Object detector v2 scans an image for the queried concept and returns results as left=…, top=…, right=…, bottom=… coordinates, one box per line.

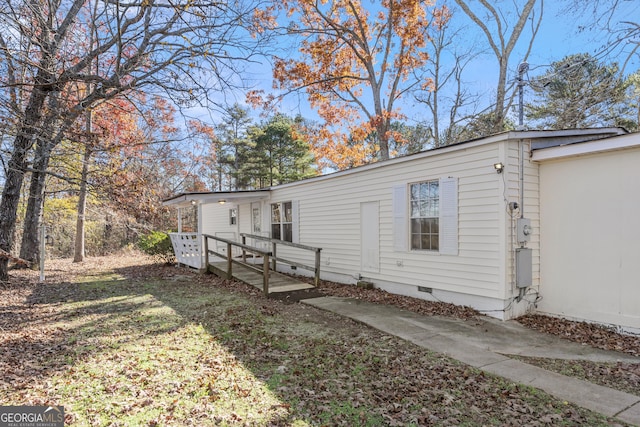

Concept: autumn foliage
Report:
left=253, top=0, right=449, bottom=169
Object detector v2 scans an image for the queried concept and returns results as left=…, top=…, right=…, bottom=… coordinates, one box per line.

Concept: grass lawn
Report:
left=0, top=256, right=630, bottom=426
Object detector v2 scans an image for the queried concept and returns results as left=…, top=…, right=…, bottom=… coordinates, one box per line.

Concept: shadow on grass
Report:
left=6, top=267, right=314, bottom=425
left=3, top=262, right=622, bottom=426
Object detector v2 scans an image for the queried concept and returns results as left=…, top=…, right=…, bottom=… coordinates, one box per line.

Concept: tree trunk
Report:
left=103, top=214, right=113, bottom=255
left=74, top=145, right=91, bottom=262
left=73, top=147, right=91, bottom=262
left=453, top=0, right=539, bottom=135
left=20, top=139, right=55, bottom=264
left=0, top=87, right=49, bottom=281
left=20, top=91, right=65, bottom=264
left=74, top=109, right=93, bottom=263
left=493, top=55, right=508, bottom=133
left=0, top=142, right=31, bottom=280
left=377, top=119, right=390, bottom=161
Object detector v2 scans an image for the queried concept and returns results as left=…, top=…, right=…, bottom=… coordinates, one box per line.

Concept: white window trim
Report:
left=229, top=207, right=238, bottom=226
left=270, top=200, right=299, bottom=243
left=393, top=177, right=458, bottom=255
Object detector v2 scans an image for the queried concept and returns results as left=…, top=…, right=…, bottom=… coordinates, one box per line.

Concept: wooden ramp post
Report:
left=263, top=253, right=270, bottom=295
left=226, top=242, right=233, bottom=279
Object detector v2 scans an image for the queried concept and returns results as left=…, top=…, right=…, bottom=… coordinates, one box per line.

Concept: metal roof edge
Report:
left=531, top=131, right=640, bottom=162
left=162, top=189, right=271, bottom=206
left=162, top=128, right=629, bottom=202
left=273, top=133, right=513, bottom=190
left=273, top=129, right=626, bottom=190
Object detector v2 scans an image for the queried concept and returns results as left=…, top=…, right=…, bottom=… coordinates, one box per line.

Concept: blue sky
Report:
left=530, top=1, right=638, bottom=69
left=186, top=0, right=639, bottom=131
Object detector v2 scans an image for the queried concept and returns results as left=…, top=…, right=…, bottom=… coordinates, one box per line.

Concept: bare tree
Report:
left=561, top=0, right=639, bottom=74
left=414, top=8, right=483, bottom=147
left=0, top=0, right=265, bottom=280
left=453, top=0, right=543, bottom=134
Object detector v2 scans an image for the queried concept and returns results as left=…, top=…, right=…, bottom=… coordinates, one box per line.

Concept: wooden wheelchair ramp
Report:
left=209, top=261, right=315, bottom=294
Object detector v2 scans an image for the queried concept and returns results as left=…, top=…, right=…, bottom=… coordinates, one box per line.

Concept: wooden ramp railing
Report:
left=203, top=234, right=271, bottom=294
left=240, top=233, right=322, bottom=287
left=202, top=233, right=321, bottom=295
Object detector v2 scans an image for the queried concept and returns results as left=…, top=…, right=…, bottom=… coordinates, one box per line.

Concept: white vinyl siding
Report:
left=200, top=203, right=227, bottom=237
left=239, top=204, right=253, bottom=236
left=200, top=203, right=249, bottom=239
left=501, top=141, right=540, bottom=300
left=392, top=185, right=408, bottom=251
left=271, top=139, right=505, bottom=299
left=291, top=200, right=300, bottom=243
left=361, top=201, right=380, bottom=272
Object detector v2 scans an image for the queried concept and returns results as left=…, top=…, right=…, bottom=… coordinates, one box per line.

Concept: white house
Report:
left=533, top=132, right=640, bottom=333
left=164, top=128, right=640, bottom=333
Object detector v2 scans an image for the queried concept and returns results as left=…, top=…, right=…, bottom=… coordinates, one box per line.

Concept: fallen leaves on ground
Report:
left=517, top=314, right=640, bottom=357
left=510, top=356, right=640, bottom=396
left=285, top=272, right=640, bottom=397
left=297, top=274, right=640, bottom=357
left=0, top=254, right=636, bottom=426
left=315, top=280, right=480, bottom=320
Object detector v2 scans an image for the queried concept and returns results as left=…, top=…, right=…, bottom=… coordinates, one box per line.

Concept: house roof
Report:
left=162, top=189, right=270, bottom=207
left=163, top=128, right=627, bottom=205
left=273, top=128, right=625, bottom=190
left=531, top=131, right=640, bottom=162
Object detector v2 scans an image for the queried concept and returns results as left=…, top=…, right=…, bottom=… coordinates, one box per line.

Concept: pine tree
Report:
left=526, top=53, right=629, bottom=129
left=239, top=115, right=317, bottom=188
left=216, top=104, right=254, bottom=191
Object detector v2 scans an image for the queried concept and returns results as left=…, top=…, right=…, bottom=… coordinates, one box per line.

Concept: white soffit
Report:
left=531, top=133, right=640, bottom=162
left=162, top=191, right=270, bottom=207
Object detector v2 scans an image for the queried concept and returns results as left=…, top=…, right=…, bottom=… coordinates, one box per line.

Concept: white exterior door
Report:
left=361, top=201, right=380, bottom=273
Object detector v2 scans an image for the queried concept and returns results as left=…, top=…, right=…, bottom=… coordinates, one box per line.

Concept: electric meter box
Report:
left=517, top=218, right=531, bottom=244
left=516, top=248, right=532, bottom=288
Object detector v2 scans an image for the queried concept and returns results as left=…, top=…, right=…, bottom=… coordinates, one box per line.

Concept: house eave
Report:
left=162, top=128, right=628, bottom=203
left=273, top=128, right=626, bottom=190
left=162, top=189, right=271, bottom=208
left=531, top=131, right=640, bottom=162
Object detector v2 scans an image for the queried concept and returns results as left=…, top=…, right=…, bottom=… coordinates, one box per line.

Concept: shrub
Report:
left=137, top=231, right=175, bottom=264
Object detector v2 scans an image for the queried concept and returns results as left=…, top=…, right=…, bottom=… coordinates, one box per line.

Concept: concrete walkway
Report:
left=301, top=296, right=640, bottom=425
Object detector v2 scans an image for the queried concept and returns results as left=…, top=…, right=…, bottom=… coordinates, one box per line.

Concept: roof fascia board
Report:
left=194, top=192, right=270, bottom=204
left=510, top=127, right=624, bottom=141
left=162, top=195, right=189, bottom=207
left=532, top=132, right=640, bottom=162
left=162, top=190, right=270, bottom=207
left=274, top=134, right=512, bottom=190
left=273, top=129, right=622, bottom=190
